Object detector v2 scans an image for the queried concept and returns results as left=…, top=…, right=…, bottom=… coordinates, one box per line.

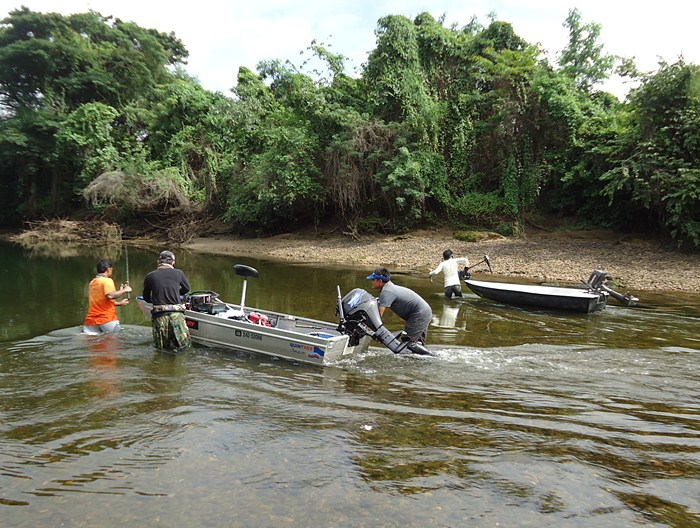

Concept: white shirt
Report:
left=430, top=257, right=469, bottom=287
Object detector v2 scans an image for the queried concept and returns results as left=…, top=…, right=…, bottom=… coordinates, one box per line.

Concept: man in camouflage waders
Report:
left=142, top=250, right=192, bottom=351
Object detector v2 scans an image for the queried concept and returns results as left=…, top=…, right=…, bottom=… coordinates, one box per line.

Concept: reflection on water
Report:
left=1, top=241, right=699, bottom=526
left=86, top=333, right=121, bottom=399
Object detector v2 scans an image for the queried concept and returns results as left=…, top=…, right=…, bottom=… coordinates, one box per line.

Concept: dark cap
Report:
left=159, top=250, right=175, bottom=262
left=366, top=267, right=390, bottom=281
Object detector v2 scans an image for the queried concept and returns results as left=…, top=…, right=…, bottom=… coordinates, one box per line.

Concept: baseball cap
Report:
left=159, top=250, right=175, bottom=262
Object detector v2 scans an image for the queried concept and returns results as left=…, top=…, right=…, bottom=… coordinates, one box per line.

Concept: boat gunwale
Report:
left=464, top=279, right=604, bottom=299
left=185, top=303, right=351, bottom=347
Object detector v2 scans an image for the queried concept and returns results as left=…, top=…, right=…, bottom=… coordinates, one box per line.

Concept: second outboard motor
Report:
left=584, top=269, right=639, bottom=307
left=337, top=288, right=432, bottom=356
left=585, top=269, right=608, bottom=291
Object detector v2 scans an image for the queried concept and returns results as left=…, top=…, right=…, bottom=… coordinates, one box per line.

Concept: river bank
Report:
left=182, top=227, right=700, bottom=293
left=4, top=221, right=699, bottom=292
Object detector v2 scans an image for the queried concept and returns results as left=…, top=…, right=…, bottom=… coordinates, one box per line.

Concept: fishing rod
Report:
left=125, top=245, right=131, bottom=299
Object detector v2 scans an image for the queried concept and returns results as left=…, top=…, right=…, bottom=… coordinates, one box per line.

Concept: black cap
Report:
left=159, top=250, right=175, bottom=262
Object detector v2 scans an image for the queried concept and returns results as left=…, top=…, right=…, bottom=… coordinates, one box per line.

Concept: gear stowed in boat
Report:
left=137, top=264, right=432, bottom=365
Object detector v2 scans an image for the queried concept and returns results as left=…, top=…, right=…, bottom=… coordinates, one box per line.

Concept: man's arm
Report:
left=179, top=272, right=190, bottom=295
left=429, top=261, right=444, bottom=276
left=106, top=284, right=132, bottom=300
left=143, top=275, right=152, bottom=303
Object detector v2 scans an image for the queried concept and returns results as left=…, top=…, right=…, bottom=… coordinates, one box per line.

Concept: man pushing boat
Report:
left=366, top=267, right=432, bottom=345
left=429, top=248, right=470, bottom=299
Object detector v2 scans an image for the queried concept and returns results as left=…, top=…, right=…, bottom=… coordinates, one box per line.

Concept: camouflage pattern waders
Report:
left=152, top=312, right=191, bottom=351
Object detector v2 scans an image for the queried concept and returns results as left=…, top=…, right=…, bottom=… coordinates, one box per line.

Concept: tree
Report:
left=0, top=107, right=61, bottom=220
left=222, top=61, right=328, bottom=231
left=558, top=8, right=615, bottom=92
left=601, top=60, right=700, bottom=246
left=0, top=7, right=189, bottom=221
left=55, top=102, right=120, bottom=193
left=364, top=14, right=440, bottom=145
left=0, top=8, right=188, bottom=112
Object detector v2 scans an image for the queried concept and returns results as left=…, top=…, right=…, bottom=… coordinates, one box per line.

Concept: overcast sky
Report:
left=2, top=1, right=698, bottom=99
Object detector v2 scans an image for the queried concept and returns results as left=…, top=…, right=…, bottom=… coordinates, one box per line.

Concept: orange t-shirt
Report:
left=84, top=276, right=117, bottom=326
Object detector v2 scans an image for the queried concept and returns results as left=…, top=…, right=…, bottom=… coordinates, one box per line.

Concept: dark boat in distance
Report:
left=465, top=277, right=609, bottom=313
left=462, top=258, right=638, bottom=313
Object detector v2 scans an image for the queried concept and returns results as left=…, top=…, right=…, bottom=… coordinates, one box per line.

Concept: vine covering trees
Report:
left=0, top=7, right=698, bottom=247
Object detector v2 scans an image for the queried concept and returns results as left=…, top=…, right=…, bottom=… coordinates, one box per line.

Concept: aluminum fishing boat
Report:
left=137, top=264, right=431, bottom=365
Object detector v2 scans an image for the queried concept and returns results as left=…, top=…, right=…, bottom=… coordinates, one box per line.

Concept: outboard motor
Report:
left=585, top=269, right=608, bottom=291
left=584, top=269, right=639, bottom=307
left=337, top=288, right=432, bottom=356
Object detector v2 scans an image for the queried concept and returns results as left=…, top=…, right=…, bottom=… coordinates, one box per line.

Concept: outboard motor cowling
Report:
left=337, top=288, right=432, bottom=356
left=583, top=269, right=639, bottom=307
left=585, top=269, right=608, bottom=291
left=340, top=288, right=384, bottom=330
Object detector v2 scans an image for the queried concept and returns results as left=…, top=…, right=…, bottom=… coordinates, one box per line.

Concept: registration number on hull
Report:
left=235, top=329, right=262, bottom=340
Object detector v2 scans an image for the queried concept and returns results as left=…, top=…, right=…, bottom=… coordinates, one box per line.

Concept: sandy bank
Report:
left=182, top=228, right=700, bottom=293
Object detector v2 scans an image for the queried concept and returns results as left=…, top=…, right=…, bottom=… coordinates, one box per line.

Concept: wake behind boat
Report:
left=137, top=264, right=432, bottom=365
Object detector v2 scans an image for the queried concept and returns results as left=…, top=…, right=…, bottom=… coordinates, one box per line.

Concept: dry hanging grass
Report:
left=83, top=170, right=193, bottom=212
left=325, top=119, right=396, bottom=238
left=12, top=219, right=123, bottom=247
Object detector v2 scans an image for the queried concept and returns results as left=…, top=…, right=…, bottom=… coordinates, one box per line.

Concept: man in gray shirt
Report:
left=367, top=267, right=432, bottom=344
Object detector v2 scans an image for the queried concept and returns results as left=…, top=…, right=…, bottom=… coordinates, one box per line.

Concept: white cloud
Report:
left=1, top=0, right=698, bottom=98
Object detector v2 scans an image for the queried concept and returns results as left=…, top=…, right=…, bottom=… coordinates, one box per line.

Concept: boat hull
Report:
left=137, top=298, right=369, bottom=365
left=465, top=279, right=608, bottom=313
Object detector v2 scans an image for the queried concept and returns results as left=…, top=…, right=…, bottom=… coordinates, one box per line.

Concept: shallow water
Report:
left=1, top=242, right=699, bottom=527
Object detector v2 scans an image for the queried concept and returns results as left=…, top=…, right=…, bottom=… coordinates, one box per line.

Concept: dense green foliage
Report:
left=1, top=7, right=698, bottom=246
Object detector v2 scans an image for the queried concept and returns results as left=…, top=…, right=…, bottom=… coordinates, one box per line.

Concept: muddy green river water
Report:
left=1, top=241, right=698, bottom=527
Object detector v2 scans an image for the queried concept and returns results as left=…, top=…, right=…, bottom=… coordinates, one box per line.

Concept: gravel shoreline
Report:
left=183, top=228, right=700, bottom=293
left=4, top=222, right=697, bottom=292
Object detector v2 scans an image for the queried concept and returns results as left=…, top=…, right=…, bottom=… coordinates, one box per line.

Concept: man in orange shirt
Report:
left=83, top=259, right=132, bottom=334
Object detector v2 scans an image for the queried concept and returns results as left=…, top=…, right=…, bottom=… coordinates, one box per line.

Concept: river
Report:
left=1, top=241, right=699, bottom=527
